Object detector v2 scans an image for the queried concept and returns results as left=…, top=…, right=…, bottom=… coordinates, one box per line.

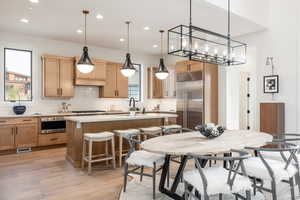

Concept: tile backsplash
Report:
left=0, top=86, right=176, bottom=115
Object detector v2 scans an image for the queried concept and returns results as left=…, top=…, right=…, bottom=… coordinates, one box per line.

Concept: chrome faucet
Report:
left=129, top=97, right=136, bottom=108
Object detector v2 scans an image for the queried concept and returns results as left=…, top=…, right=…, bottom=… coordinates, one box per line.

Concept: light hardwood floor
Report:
left=0, top=147, right=123, bottom=200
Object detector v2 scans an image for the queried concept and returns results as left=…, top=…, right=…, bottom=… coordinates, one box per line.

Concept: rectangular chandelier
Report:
left=168, top=25, right=247, bottom=66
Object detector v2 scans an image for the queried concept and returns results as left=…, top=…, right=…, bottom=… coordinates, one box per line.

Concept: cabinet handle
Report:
left=15, top=127, right=18, bottom=135
left=23, top=119, right=31, bottom=122
left=0, top=120, right=7, bottom=123
left=60, top=88, right=63, bottom=96
left=117, top=90, right=119, bottom=96
left=57, top=88, right=60, bottom=95
left=50, top=138, right=58, bottom=141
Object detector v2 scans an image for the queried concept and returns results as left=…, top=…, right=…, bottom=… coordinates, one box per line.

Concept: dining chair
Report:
left=244, top=142, right=300, bottom=200
left=122, top=132, right=166, bottom=200
left=183, top=149, right=252, bottom=200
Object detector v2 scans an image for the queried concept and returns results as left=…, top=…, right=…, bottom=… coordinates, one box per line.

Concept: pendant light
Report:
left=77, top=10, right=94, bottom=74
left=155, top=30, right=169, bottom=80
left=121, top=21, right=136, bottom=77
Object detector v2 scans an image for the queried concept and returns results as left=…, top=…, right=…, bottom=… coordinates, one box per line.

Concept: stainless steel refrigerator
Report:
left=176, top=71, right=204, bottom=129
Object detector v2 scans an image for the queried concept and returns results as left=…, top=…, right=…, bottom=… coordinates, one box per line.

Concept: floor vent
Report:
left=17, top=148, right=32, bottom=153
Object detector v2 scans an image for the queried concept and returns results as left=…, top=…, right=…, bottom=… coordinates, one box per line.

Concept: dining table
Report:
left=141, top=130, right=273, bottom=200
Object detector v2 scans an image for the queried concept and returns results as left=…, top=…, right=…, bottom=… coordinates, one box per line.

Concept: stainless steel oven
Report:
left=41, top=117, right=66, bottom=134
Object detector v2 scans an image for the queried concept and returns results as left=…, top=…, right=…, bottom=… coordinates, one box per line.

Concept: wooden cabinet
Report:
left=148, top=67, right=163, bottom=99
left=38, top=133, right=67, bottom=146
left=75, top=57, right=106, bottom=86
left=175, top=61, right=203, bottom=74
left=260, top=103, right=285, bottom=134
left=0, top=118, right=38, bottom=151
left=100, top=62, right=128, bottom=98
left=162, top=66, right=176, bottom=98
left=0, top=125, right=15, bottom=150
left=42, top=55, right=74, bottom=98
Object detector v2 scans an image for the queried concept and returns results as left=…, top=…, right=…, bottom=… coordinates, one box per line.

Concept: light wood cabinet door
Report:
left=0, top=125, right=15, bottom=150
left=175, top=61, right=188, bottom=74
left=189, top=62, right=203, bottom=72
left=60, top=58, right=74, bottom=97
left=93, top=59, right=106, bottom=81
left=101, top=62, right=117, bottom=98
left=43, top=57, right=60, bottom=97
left=148, top=67, right=163, bottom=98
left=15, top=124, right=38, bottom=148
left=116, top=64, right=128, bottom=98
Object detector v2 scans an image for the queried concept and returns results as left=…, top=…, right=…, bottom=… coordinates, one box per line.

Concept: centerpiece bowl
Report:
left=195, top=123, right=226, bottom=139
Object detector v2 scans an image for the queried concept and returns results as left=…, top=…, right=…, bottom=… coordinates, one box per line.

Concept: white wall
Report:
left=236, top=0, right=299, bottom=133
left=205, top=0, right=270, bottom=27
left=0, top=31, right=176, bottom=115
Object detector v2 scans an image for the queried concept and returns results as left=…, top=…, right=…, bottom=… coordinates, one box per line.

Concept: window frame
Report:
left=128, top=63, right=142, bottom=102
left=4, top=48, right=33, bottom=102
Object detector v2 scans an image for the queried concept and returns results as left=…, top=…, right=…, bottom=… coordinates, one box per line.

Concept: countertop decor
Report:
left=195, top=123, right=225, bottom=138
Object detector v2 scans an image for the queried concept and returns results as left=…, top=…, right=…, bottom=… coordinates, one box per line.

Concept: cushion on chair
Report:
left=114, top=129, right=140, bottom=136
left=244, top=157, right=297, bottom=182
left=183, top=167, right=251, bottom=195
left=140, top=127, right=162, bottom=132
left=126, top=150, right=165, bottom=167
left=162, top=124, right=182, bottom=129
left=84, top=132, right=114, bottom=140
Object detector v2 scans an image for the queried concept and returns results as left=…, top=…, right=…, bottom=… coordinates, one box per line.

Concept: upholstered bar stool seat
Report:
left=82, top=132, right=116, bottom=175
left=114, top=129, right=141, bottom=167
left=162, top=124, right=183, bottom=135
left=140, top=127, right=162, bottom=140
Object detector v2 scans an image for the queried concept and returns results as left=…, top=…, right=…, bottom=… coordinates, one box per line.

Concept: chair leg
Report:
left=140, top=166, right=144, bottom=182
left=81, top=139, right=86, bottom=169
left=111, top=137, right=116, bottom=169
left=219, top=194, right=222, bottom=200
left=153, top=162, right=156, bottom=199
left=167, top=165, right=170, bottom=187
left=246, top=190, right=251, bottom=200
left=105, top=140, right=109, bottom=166
left=253, top=178, right=257, bottom=195
left=88, top=140, right=93, bottom=175
left=289, top=177, right=296, bottom=200
left=296, top=172, right=300, bottom=194
left=271, top=180, right=277, bottom=200
left=123, top=163, right=129, bottom=192
left=184, top=181, right=189, bottom=200
left=119, top=135, right=123, bottom=167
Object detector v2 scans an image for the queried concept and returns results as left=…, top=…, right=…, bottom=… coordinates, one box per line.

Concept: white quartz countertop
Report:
left=65, top=113, right=178, bottom=123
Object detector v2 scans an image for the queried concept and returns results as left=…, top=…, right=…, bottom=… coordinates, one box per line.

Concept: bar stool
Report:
left=139, top=126, right=162, bottom=140
left=162, top=124, right=183, bottom=135
left=114, top=129, right=141, bottom=167
left=82, top=132, right=116, bottom=175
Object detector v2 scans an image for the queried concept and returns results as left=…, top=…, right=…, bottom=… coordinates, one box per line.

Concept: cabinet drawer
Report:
left=38, top=133, right=67, bottom=146
left=0, top=117, right=38, bottom=125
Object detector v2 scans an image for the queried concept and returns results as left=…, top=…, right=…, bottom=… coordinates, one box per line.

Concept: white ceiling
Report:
left=0, top=0, right=265, bottom=55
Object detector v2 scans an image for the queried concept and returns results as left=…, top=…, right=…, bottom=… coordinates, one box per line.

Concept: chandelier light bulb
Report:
left=214, top=48, right=218, bottom=55
left=182, top=39, right=187, bottom=48
left=170, top=45, right=174, bottom=51
left=204, top=45, right=209, bottom=53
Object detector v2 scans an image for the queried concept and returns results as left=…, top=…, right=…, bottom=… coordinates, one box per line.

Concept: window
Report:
left=128, top=64, right=142, bottom=101
left=4, top=48, right=32, bottom=101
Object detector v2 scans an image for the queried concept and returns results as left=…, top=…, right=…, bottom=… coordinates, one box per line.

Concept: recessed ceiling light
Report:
left=28, top=7, right=33, bottom=10
left=20, top=18, right=29, bottom=23
left=144, top=26, right=150, bottom=31
left=76, top=29, right=83, bottom=34
left=96, top=14, right=103, bottom=20
left=152, top=44, right=158, bottom=48
left=29, top=0, right=39, bottom=3
left=120, top=38, right=125, bottom=42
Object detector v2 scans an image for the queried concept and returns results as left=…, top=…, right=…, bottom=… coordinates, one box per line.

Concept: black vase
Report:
left=13, top=105, right=26, bottom=115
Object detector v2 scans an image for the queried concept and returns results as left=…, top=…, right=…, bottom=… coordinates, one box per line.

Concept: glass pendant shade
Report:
left=121, top=53, right=136, bottom=77
left=77, top=46, right=94, bottom=73
left=155, top=58, right=169, bottom=80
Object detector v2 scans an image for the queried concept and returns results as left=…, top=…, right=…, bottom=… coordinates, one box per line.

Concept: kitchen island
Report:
left=65, top=113, right=177, bottom=168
